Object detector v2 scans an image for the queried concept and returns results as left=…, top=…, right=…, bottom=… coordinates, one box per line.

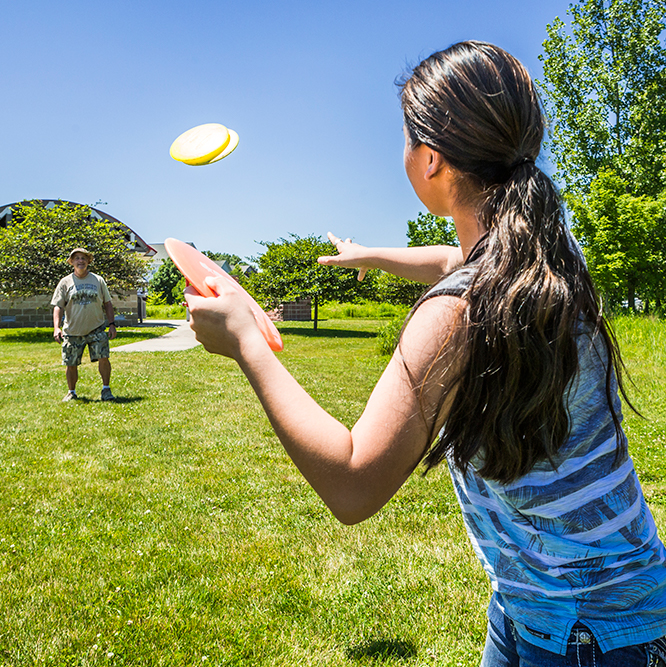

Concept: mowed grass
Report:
left=0, top=316, right=664, bottom=666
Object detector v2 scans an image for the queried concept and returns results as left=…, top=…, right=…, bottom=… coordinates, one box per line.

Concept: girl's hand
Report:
left=184, top=276, right=266, bottom=359
left=317, top=231, right=370, bottom=281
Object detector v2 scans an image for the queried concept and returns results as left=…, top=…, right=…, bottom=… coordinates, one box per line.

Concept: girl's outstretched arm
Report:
left=185, top=275, right=460, bottom=525
left=317, top=231, right=463, bottom=284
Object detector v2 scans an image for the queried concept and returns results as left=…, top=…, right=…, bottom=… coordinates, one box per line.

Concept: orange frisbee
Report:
left=165, top=237, right=283, bottom=352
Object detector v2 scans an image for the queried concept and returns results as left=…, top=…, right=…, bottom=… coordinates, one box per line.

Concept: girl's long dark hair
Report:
left=400, top=41, right=632, bottom=484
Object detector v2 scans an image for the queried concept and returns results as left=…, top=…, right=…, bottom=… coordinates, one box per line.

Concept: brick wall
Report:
left=0, top=292, right=141, bottom=328
left=266, top=298, right=311, bottom=322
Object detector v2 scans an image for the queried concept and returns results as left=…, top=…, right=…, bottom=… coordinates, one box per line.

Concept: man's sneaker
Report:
left=101, top=387, right=115, bottom=402
left=62, top=391, right=77, bottom=402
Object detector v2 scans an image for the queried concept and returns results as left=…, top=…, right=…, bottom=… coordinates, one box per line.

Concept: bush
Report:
left=376, top=317, right=405, bottom=357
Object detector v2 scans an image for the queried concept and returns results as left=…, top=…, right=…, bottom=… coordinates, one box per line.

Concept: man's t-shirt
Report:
left=51, top=272, right=112, bottom=336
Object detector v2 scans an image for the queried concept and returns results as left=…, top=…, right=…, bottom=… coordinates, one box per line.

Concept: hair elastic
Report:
left=512, top=156, right=536, bottom=169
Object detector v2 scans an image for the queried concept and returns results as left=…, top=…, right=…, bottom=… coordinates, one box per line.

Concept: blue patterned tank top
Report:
left=425, top=265, right=666, bottom=655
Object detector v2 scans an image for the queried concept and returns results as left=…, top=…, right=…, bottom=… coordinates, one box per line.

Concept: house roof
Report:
left=0, top=199, right=156, bottom=256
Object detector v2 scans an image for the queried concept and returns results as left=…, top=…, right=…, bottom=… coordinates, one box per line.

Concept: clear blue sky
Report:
left=1, top=0, right=572, bottom=260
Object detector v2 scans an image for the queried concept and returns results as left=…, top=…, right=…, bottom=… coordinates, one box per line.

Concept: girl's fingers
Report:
left=358, top=268, right=367, bottom=282
left=183, top=285, right=202, bottom=306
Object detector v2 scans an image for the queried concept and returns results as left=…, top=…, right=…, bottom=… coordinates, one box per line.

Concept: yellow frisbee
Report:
left=170, top=123, right=237, bottom=166
left=205, top=129, right=239, bottom=163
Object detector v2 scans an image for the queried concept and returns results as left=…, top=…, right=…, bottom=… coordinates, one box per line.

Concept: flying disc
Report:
left=164, top=237, right=283, bottom=352
left=205, top=129, right=239, bottom=163
left=170, top=123, right=239, bottom=165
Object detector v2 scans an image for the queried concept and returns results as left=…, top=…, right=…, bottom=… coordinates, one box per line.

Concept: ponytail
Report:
left=400, top=42, right=633, bottom=483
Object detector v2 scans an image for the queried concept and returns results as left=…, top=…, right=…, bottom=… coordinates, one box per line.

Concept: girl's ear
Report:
left=424, top=149, right=447, bottom=180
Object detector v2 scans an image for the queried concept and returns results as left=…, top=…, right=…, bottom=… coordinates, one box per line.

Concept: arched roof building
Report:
left=0, top=199, right=155, bottom=256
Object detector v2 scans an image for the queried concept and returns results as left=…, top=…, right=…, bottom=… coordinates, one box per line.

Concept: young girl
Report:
left=185, top=41, right=666, bottom=666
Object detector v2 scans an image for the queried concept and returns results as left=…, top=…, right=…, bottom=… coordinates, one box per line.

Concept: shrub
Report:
left=376, top=317, right=404, bottom=357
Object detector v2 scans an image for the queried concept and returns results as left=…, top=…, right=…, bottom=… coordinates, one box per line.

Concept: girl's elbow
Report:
left=326, top=496, right=382, bottom=526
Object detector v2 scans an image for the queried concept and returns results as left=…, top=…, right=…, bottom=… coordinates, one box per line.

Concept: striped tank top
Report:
left=425, top=264, right=666, bottom=655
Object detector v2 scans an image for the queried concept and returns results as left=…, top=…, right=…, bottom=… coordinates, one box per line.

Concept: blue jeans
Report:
left=480, top=595, right=666, bottom=667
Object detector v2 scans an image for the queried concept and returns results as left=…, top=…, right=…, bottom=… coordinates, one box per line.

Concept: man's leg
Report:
left=87, top=326, right=114, bottom=400
left=61, top=334, right=84, bottom=401
left=98, top=357, right=114, bottom=401
left=98, top=357, right=111, bottom=386
left=66, top=364, right=78, bottom=391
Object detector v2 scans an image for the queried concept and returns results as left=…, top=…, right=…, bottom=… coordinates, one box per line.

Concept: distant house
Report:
left=0, top=200, right=155, bottom=328
left=236, top=264, right=257, bottom=278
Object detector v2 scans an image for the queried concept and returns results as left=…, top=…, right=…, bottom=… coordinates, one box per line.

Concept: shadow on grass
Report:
left=1, top=329, right=170, bottom=344
left=278, top=327, right=377, bottom=339
left=345, top=637, right=417, bottom=662
left=62, top=396, right=144, bottom=404
left=109, top=396, right=144, bottom=404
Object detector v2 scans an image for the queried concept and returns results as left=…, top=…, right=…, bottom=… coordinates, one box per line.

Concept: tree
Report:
left=246, top=234, right=373, bottom=330
left=148, top=258, right=182, bottom=305
left=539, top=0, right=666, bottom=198
left=202, top=250, right=243, bottom=267
left=569, top=169, right=666, bottom=310
left=539, top=0, right=666, bottom=311
left=407, top=212, right=459, bottom=247
left=373, top=272, right=426, bottom=306
left=0, top=200, right=148, bottom=298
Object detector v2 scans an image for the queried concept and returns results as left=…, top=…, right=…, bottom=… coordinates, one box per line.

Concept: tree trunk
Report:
left=314, top=295, right=318, bottom=331
left=628, top=284, right=636, bottom=312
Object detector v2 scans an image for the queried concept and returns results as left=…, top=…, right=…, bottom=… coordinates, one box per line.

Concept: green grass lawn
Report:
left=0, top=316, right=664, bottom=666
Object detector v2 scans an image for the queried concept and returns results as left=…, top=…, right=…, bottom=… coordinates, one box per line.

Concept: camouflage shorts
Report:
left=61, top=325, right=110, bottom=366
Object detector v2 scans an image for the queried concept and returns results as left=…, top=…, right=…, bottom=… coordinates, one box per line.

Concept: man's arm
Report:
left=53, top=306, right=63, bottom=342
left=104, top=300, right=117, bottom=340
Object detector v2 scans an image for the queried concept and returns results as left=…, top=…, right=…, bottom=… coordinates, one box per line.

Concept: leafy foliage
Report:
left=202, top=250, right=243, bottom=267
left=373, top=272, right=426, bottom=306
left=407, top=212, right=459, bottom=247
left=0, top=200, right=148, bottom=297
left=570, top=169, right=666, bottom=310
left=539, top=0, right=666, bottom=311
left=376, top=318, right=404, bottom=357
left=148, top=258, right=183, bottom=305
left=247, top=234, right=373, bottom=329
left=539, top=0, right=666, bottom=198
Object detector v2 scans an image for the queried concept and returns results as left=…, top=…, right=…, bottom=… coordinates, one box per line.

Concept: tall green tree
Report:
left=148, top=258, right=182, bottom=305
left=247, top=234, right=373, bottom=330
left=539, top=0, right=666, bottom=198
left=407, top=212, right=459, bottom=247
left=569, top=169, right=666, bottom=310
left=539, top=0, right=666, bottom=311
left=0, top=200, right=148, bottom=298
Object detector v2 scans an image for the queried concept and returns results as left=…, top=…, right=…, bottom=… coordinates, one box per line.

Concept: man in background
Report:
left=52, top=248, right=117, bottom=402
